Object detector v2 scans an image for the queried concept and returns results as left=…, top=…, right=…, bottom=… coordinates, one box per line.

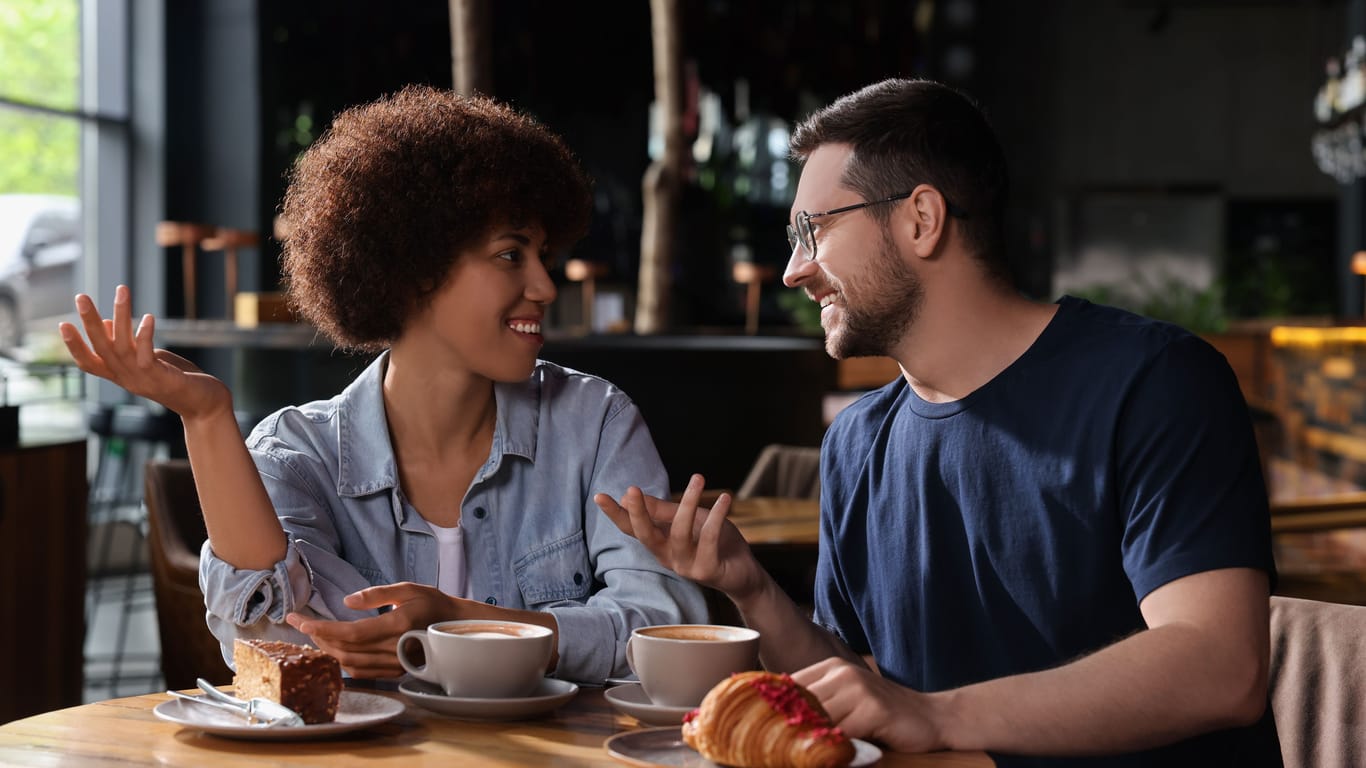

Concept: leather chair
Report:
left=1269, top=595, right=1366, bottom=768
left=143, top=459, right=232, bottom=689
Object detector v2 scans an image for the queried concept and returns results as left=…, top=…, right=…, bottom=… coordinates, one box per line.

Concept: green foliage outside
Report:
left=1069, top=273, right=1229, bottom=335
left=0, top=0, right=80, bottom=196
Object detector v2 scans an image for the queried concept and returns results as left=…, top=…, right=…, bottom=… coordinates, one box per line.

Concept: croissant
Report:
left=682, top=671, right=856, bottom=768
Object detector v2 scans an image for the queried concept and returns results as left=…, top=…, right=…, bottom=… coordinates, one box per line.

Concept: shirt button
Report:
left=473, top=507, right=487, bottom=519
left=485, top=596, right=497, bottom=605
left=573, top=572, right=584, bottom=585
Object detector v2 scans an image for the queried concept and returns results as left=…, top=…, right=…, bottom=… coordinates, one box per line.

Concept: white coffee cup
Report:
left=625, top=624, right=760, bottom=707
left=397, top=619, right=553, bottom=699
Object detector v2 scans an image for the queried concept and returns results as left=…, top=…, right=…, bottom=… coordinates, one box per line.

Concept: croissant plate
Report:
left=682, top=671, right=856, bottom=768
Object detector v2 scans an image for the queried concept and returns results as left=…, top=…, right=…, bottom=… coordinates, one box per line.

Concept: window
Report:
left=0, top=0, right=130, bottom=428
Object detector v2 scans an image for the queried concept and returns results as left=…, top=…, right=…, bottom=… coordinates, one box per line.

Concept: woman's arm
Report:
left=61, top=285, right=285, bottom=568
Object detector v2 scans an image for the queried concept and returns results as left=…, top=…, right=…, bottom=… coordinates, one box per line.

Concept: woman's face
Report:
left=402, top=223, right=558, bottom=382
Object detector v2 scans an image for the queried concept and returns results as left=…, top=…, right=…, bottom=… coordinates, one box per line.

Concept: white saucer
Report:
left=153, top=690, right=405, bottom=741
left=605, top=726, right=883, bottom=767
left=399, top=677, right=578, bottom=720
left=603, top=683, right=696, bottom=727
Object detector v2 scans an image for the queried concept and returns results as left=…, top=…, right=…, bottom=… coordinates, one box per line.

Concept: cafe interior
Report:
left=4, top=0, right=1366, bottom=765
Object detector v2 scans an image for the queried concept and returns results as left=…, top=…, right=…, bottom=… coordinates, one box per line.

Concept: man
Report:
left=595, top=78, right=1280, bottom=766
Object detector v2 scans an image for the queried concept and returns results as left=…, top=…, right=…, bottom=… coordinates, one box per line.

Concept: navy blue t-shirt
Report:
left=814, top=297, right=1280, bottom=767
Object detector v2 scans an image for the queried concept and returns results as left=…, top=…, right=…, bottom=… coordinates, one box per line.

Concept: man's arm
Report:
left=594, top=474, right=861, bottom=671
left=796, top=567, right=1270, bottom=755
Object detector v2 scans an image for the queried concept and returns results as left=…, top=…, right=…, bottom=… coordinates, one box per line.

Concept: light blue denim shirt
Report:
left=199, top=353, right=707, bottom=683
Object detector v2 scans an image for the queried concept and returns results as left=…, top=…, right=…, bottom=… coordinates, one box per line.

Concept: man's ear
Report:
left=905, top=184, right=948, bottom=259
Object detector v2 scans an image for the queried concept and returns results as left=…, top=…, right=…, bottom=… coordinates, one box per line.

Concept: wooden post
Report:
left=637, top=0, right=683, bottom=335
left=449, top=0, right=492, bottom=96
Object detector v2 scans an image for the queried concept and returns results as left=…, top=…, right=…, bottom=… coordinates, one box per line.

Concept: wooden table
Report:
left=729, top=496, right=821, bottom=546
left=0, top=686, right=993, bottom=767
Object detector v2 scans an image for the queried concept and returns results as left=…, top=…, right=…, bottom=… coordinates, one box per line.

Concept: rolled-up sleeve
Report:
left=198, top=445, right=376, bottom=667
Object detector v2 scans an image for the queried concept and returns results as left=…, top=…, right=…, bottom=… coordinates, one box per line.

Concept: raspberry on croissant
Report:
left=681, top=671, right=856, bottom=768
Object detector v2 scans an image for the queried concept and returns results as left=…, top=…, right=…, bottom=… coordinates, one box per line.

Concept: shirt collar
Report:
left=335, top=352, right=543, bottom=497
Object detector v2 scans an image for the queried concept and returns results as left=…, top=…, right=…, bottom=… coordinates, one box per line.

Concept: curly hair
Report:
left=279, top=85, right=592, bottom=352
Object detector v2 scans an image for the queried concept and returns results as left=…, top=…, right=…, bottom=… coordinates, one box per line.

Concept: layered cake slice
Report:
left=232, top=638, right=342, bottom=724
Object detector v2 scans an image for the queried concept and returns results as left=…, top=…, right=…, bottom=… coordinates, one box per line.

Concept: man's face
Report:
left=785, top=145, right=923, bottom=359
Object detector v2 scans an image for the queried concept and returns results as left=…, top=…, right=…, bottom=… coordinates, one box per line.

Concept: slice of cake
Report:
left=232, top=638, right=342, bottom=724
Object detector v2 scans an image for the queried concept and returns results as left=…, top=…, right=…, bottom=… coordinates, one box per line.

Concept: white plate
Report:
left=604, top=683, right=695, bottom=726
left=605, top=726, right=882, bottom=767
left=153, top=690, right=405, bottom=741
left=399, top=677, right=578, bottom=720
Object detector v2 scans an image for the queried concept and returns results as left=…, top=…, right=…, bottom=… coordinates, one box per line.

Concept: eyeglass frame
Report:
left=786, top=189, right=968, bottom=263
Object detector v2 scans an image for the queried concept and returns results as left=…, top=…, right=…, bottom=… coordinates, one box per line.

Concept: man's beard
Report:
left=825, top=232, right=922, bottom=360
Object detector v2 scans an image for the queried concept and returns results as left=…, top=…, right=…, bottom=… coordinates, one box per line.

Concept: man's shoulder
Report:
left=1050, top=296, right=1226, bottom=375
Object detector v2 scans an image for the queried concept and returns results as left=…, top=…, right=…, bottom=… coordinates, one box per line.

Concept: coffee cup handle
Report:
left=397, top=629, right=436, bottom=683
left=625, top=635, right=638, bottom=677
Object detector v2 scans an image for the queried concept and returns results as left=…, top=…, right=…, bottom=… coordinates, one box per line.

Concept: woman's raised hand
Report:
left=59, top=285, right=232, bottom=421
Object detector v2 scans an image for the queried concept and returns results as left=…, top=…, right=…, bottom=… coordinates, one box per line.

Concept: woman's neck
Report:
left=382, top=347, right=497, bottom=459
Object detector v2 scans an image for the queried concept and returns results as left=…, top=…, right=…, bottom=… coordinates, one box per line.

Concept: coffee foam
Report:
left=639, top=626, right=744, bottom=642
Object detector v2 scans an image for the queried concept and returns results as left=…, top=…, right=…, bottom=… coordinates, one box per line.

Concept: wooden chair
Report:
left=736, top=443, right=821, bottom=501
left=1269, top=595, right=1366, bottom=768
left=143, top=459, right=232, bottom=689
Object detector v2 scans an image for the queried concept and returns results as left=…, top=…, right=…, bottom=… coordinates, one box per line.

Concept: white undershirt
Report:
left=428, top=520, right=470, bottom=599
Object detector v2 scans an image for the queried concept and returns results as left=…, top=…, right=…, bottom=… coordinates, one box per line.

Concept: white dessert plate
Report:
left=399, top=677, right=578, bottom=720
left=605, top=726, right=882, bottom=767
left=153, top=690, right=405, bottom=741
left=604, top=683, right=695, bottom=726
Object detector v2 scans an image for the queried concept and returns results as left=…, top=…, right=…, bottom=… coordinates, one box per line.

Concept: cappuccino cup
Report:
left=397, top=620, right=553, bottom=698
left=625, top=624, right=760, bottom=707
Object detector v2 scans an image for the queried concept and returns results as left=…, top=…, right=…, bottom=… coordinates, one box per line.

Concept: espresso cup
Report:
left=625, top=624, right=760, bottom=707
left=397, top=619, right=553, bottom=698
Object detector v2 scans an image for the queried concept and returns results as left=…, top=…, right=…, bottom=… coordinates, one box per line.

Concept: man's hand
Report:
left=793, top=657, right=945, bottom=754
left=594, top=474, right=767, bottom=601
left=286, top=582, right=461, bottom=679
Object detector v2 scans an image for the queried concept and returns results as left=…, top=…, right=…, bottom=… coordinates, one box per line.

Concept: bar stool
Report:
left=154, top=222, right=215, bottom=319
left=84, top=403, right=184, bottom=696
left=201, top=227, right=261, bottom=321
left=732, top=261, right=776, bottom=335
left=564, top=258, right=609, bottom=333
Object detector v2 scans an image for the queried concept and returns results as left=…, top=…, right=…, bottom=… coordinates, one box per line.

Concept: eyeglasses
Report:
left=786, top=190, right=968, bottom=262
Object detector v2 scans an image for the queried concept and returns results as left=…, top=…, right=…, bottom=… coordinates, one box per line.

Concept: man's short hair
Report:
left=790, top=78, right=1010, bottom=282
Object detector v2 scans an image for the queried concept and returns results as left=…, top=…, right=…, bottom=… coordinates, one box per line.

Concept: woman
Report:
left=60, top=85, right=706, bottom=685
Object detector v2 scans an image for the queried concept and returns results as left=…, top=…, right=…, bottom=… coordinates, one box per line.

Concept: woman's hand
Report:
left=58, top=285, right=231, bottom=421
left=286, top=583, right=460, bottom=679
left=285, top=583, right=561, bottom=679
left=594, top=474, right=768, bottom=603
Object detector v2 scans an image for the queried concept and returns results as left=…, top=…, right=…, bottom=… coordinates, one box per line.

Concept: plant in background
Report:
left=777, top=287, right=822, bottom=334
left=1070, top=273, right=1229, bottom=335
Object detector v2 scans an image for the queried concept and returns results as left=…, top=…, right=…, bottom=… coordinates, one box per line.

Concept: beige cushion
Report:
left=1269, top=596, right=1366, bottom=768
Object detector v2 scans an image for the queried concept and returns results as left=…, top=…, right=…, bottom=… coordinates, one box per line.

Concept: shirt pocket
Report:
left=513, top=530, right=593, bottom=605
